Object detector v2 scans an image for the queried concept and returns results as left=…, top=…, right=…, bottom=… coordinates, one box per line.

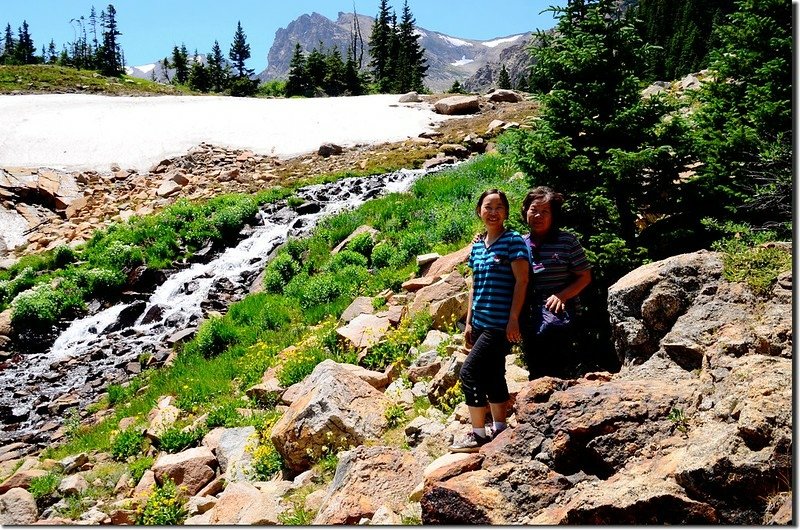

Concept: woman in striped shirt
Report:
left=522, top=186, right=592, bottom=380
left=449, top=189, right=529, bottom=453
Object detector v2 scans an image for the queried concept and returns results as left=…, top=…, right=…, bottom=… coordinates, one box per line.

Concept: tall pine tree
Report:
left=14, top=21, right=36, bottom=65
left=229, top=21, right=253, bottom=78
left=368, top=0, right=392, bottom=89
left=285, top=43, right=309, bottom=97
left=1, top=24, right=15, bottom=64
left=207, top=40, right=229, bottom=92
left=497, top=64, right=511, bottom=89
left=171, top=44, right=189, bottom=84
left=394, top=1, right=427, bottom=92
left=98, top=4, right=123, bottom=76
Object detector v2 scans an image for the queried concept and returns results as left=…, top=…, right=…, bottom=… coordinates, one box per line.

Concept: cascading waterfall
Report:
left=0, top=167, right=437, bottom=444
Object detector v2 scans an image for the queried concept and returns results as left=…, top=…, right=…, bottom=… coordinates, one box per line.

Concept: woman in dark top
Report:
left=521, top=186, right=592, bottom=380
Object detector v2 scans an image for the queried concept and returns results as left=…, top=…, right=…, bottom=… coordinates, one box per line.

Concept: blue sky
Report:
left=2, top=1, right=566, bottom=70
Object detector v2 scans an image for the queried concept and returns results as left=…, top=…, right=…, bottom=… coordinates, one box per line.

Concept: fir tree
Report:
left=14, top=20, right=36, bottom=65
left=188, top=50, right=211, bottom=92
left=324, top=46, right=346, bottom=96
left=285, top=42, right=309, bottom=97
left=448, top=80, right=465, bottom=94
left=228, top=21, right=253, bottom=78
left=305, top=43, right=327, bottom=92
left=394, top=1, right=427, bottom=92
left=368, top=0, right=392, bottom=89
left=207, top=40, right=229, bottom=92
left=46, top=39, right=57, bottom=64
left=497, top=64, right=511, bottom=89
left=171, top=44, right=189, bottom=84
left=344, top=45, right=365, bottom=95
left=690, top=0, right=791, bottom=228
left=1, top=23, right=16, bottom=64
left=98, top=4, right=123, bottom=76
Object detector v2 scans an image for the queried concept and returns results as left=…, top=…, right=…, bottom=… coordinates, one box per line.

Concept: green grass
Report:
left=0, top=64, right=192, bottom=95
left=3, top=189, right=290, bottom=328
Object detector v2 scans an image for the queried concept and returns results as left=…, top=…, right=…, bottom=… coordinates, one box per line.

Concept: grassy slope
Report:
left=0, top=64, right=193, bottom=95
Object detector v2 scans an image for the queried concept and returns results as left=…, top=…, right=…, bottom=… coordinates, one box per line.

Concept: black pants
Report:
left=459, top=328, right=510, bottom=407
left=522, top=302, right=579, bottom=381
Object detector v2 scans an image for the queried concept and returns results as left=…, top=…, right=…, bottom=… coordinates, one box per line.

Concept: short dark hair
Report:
left=521, top=186, right=564, bottom=229
left=475, top=188, right=510, bottom=217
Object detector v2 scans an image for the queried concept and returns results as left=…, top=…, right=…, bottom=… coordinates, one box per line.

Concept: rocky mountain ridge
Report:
left=259, top=11, right=533, bottom=92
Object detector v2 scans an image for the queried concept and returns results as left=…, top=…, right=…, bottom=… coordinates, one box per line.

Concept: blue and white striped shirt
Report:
left=468, top=230, right=528, bottom=330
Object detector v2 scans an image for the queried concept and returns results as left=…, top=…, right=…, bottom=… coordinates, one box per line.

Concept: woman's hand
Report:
left=506, top=316, right=521, bottom=343
left=545, top=294, right=567, bottom=314
left=464, top=323, right=474, bottom=348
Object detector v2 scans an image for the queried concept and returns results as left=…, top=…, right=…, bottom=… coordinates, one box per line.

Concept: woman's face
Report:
left=479, top=193, right=508, bottom=231
left=527, top=199, right=553, bottom=236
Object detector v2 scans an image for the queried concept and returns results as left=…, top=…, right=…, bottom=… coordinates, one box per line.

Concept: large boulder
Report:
left=336, top=313, right=391, bottom=350
left=216, top=427, right=257, bottom=482
left=271, top=360, right=391, bottom=472
left=313, top=445, right=429, bottom=524
left=409, top=270, right=469, bottom=328
left=204, top=482, right=284, bottom=525
left=152, top=447, right=217, bottom=496
left=434, top=95, right=480, bottom=115
left=0, top=488, right=38, bottom=525
left=420, top=249, right=793, bottom=524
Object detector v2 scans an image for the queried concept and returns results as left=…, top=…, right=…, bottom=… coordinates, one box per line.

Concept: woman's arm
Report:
left=544, top=268, right=591, bottom=313
left=506, top=258, right=529, bottom=343
left=465, top=282, right=474, bottom=348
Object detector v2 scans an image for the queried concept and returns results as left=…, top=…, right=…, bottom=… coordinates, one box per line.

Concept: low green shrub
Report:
left=250, top=440, right=284, bottom=480
left=128, top=456, right=154, bottom=484
left=184, top=316, right=238, bottom=358
left=136, top=478, right=187, bottom=525
left=111, top=427, right=145, bottom=461
left=263, top=252, right=301, bottom=294
left=10, top=279, right=84, bottom=327
left=384, top=403, right=407, bottom=428
left=326, top=250, right=368, bottom=272
left=277, top=346, right=331, bottom=387
left=278, top=502, right=314, bottom=526
left=52, top=245, right=77, bottom=268
left=206, top=401, right=246, bottom=429
left=28, top=471, right=62, bottom=500
left=157, top=426, right=206, bottom=453
left=370, top=241, right=395, bottom=268
left=347, top=231, right=375, bottom=259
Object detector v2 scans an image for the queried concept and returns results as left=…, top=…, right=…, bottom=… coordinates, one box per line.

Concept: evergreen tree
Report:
left=14, top=20, right=36, bottom=64
left=368, top=0, right=392, bottom=89
left=497, top=64, right=511, bottom=89
left=305, top=43, right=327, bottom=93
left=228, top=21, right=253, bottom=78
left=506, top=0, right=691, bottom=295
left=188, top=50, right=211, bottom=92
left=98, top=4, right=123, bottom=76
left=690, top=0, right=791, bottom=229
left=171, top=44, right=189, bottom=84
left=394, top=1, right=427, bottom=92
left=634, top=0, right=734, bottom=81
left=46, top=39, right=57, bottom=64
left=382, top=10, right=399, bottom=92
left=285, top=43, right=309, bottom=97
left=1, top=23, right=16, bottom=64
left=89, top=6, right=99, bottom=65
left=448, top=80, right=465, bottom=94
left=343, top=45, right=365, bottom=95
left=207, top=40, right=229, bottom=92
left=324, top=46, right=346, bottom=96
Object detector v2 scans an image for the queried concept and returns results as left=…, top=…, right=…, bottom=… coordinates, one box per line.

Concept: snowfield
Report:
left=0, top=93, right=450, bottom=173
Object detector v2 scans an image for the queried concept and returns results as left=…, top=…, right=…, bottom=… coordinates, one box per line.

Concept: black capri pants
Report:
left=459, top=327, right=510, bottom=407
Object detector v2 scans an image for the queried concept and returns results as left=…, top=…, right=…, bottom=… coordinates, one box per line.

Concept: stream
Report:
left=0, top=167, right=438, bottom=445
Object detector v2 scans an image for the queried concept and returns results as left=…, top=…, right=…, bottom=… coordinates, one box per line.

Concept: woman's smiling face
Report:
left=527, top=199, right=553, bottom=236
left=479, top=193, right=508, bottom=230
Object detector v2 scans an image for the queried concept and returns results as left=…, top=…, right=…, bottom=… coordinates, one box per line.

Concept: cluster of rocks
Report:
left=0, top=145, right=285, bottom=261
left=0, top=226, right=791, bottom=524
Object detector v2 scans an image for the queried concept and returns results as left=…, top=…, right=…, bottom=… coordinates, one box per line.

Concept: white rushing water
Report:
left=0, top=167, right=432, bottom=443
